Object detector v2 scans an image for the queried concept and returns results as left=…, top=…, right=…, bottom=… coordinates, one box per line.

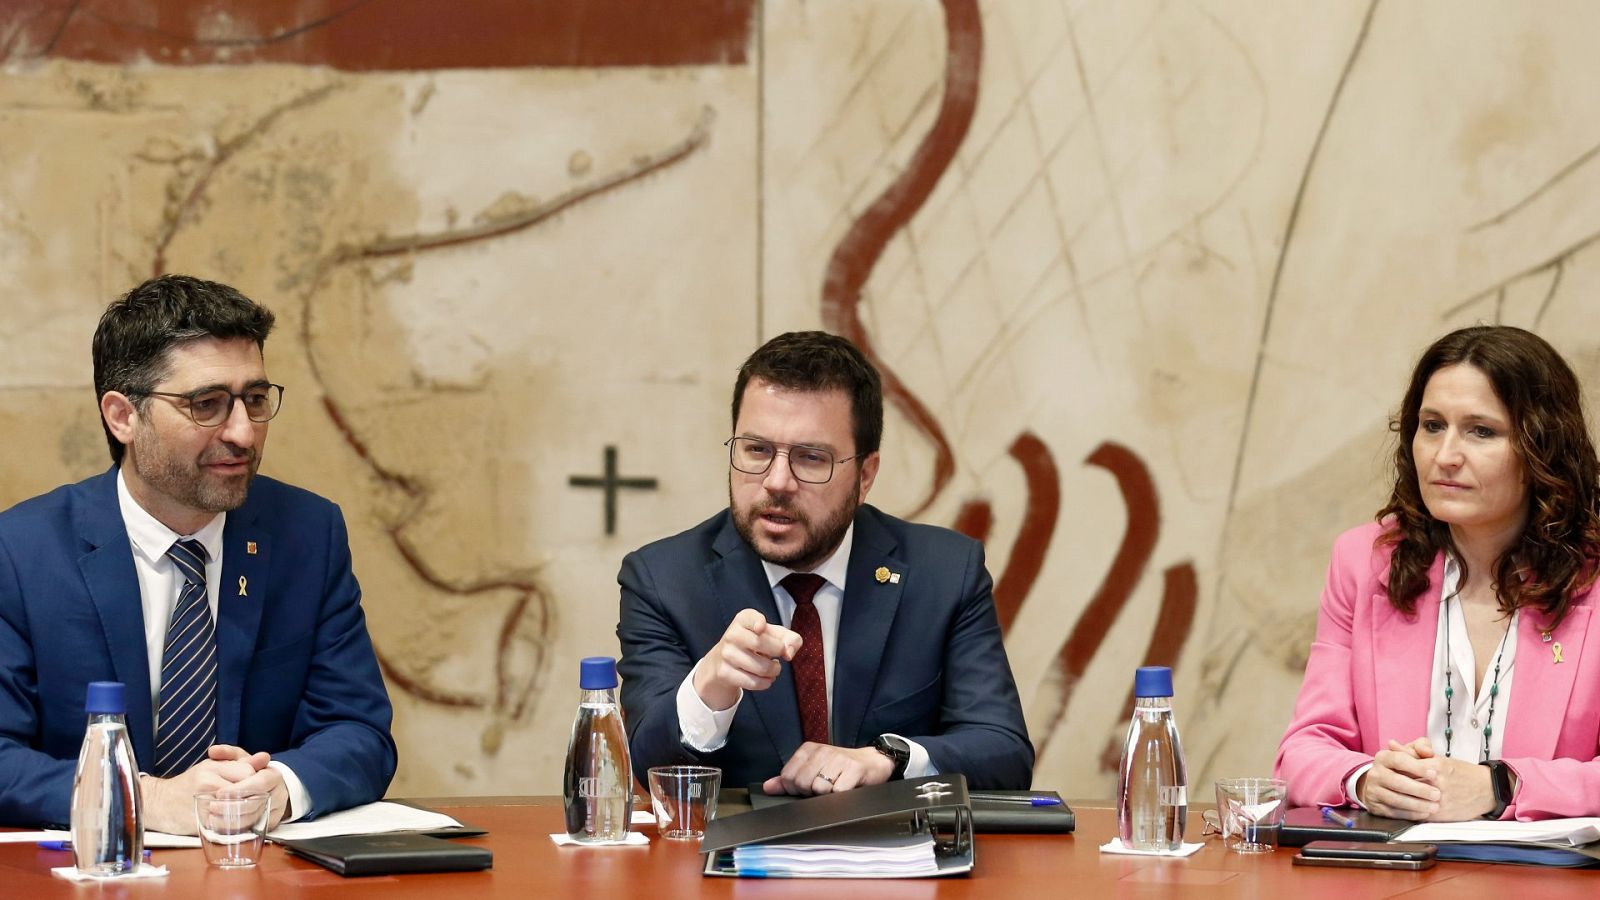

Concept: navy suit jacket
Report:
left=617, top=504, right=1032, bottom=790
left=0, top=467, right=396, bottom=827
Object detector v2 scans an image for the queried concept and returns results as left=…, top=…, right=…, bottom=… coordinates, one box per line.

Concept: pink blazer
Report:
left=1275, top=521, right=1600, bottom=819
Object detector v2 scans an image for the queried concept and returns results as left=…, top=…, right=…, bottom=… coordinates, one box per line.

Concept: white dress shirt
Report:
left=1345, top=553, right=1516, bottom=803
left=116, top=470, right=309, bottom=821
left=675, top=523, right=935, bottom=777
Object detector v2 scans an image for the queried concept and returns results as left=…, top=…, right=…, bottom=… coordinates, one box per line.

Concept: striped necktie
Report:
left=155, top=539, right=218, bottom=777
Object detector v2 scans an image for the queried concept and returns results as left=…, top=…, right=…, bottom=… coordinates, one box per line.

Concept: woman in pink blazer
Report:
left=1276, top=325, right=1600, bottom=821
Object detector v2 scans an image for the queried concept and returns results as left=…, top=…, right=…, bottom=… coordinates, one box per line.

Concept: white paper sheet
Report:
left=0, top=829, right=199, bottom=848
left=549, top=831, right=650, bottom=847
left=51, top=863, right=168, bottom=881
left=266, top=801, right=463, bottom=842
left=1098, top=838, right=1205, bottom=857
left=1398, top=817, right=1600, bottom=846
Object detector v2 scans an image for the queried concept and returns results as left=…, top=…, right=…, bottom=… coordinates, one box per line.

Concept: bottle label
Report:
left=1157, top=785, right=1186, bottom=807
left=578, top=777, right=627, bottom=799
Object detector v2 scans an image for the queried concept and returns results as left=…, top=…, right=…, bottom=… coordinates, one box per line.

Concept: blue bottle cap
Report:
left=579, top=657, right=619, bottom=690
left=1133, top=666, right=1173, bottom=698
left=85, top=681, right=125, bottom=715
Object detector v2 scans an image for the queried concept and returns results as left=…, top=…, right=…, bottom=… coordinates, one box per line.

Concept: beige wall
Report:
left=4, top=0, right=1600, bottom=799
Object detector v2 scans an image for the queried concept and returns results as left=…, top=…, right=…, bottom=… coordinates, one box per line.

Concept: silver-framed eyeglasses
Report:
left=135, top=383, right=285, bottom=427
left=725, top=437, right=859, bottom=485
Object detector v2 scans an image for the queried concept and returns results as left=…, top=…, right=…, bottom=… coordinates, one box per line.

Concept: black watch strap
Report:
left=873, top=734, right=911, bottom=780
left=1481, top=760, right=1513, bottom=819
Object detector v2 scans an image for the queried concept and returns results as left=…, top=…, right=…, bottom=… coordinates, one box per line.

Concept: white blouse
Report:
left=1346, top=554, right=1516, bottom=803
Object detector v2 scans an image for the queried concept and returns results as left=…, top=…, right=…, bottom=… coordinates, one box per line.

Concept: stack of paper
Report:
left=1399, top=817, right=1600, bottom=846
left=267, top=802, right=464, bottom=842
left=731, top=821, right=938, bottom=878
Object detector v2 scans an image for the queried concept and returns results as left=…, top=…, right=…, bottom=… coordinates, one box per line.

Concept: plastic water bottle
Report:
left=70, top=681, right=143, bottom=875
left=563, top=657, right=632, bottom=842
left=1116, top=666, right=1187, bottom=851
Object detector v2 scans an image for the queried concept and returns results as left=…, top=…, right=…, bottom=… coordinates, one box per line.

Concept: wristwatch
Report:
left=873, top=734, right=911, bottom=780
left=1481, top=760, right=1514, bottom=819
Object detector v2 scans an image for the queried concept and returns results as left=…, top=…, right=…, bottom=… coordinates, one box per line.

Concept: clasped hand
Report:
left=140, top=744, right=290, bottom=834
left=1356, top=737, right=1494, bottom=821
left=694, top=609, right=893, bottom=796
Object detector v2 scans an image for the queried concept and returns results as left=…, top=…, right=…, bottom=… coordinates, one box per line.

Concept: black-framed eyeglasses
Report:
left=725, top=437, right=859, bottom=485
left=134, top=384, right=284, bottom=427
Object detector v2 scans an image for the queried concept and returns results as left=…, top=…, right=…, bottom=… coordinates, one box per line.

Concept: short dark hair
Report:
left=93, top=275, right=277, bottom=463
left=732, top=331, right=883, bottom=456
left=1379, top=325, right=1600, bottom=630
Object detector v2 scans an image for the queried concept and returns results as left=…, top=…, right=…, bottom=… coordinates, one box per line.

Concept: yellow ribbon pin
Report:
left=238, top=576, right=248, bottom=597
left=1553, top=642, right=1564, bottom=665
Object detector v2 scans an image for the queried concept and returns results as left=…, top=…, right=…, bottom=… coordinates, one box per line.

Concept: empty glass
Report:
left=193, top=792, right=271, bottom=867
left=647, top=766, right=721, bottom=841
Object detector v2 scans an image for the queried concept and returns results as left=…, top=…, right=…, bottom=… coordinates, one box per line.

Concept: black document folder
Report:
left=281, top=832, right=493, bottom=877
left=1279, top=807, right=1412, bottom=846
left=703, top=775, right=974, bottom=878
left=750, top=785, right=1074, bottom=834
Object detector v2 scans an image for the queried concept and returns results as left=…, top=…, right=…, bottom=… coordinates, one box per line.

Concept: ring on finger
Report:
left=816, top=773, right=836, bottom=785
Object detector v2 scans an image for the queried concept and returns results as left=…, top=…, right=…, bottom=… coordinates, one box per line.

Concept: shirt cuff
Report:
left=890, top=734, right=938, bottom=778
left=1344, top=763, right=1372, bottom=809
left=676, top=662, right=740, bottom=752
left=268, top=760, right=312, bottom=823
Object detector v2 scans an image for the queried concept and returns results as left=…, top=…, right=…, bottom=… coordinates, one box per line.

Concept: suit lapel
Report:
left=215, top=499, right=268, bottom=747
left=832, top=507, right=904, bottom=748
left=1372, top=553, right=1443, bottom=747
left=706, top=517, right=801, bottom=763
left=1504, top=596, right=1591, bottom=760
left=75, top=472, right=156, bottom=766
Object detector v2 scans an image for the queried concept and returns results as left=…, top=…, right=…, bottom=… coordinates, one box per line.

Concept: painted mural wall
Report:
left=3, top=0, right=1599, bottom=798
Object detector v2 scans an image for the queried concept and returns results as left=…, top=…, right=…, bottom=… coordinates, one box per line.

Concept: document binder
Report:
left=702, top=774, right=974, bottom=878
left=751, top=784, right=1073, bottom=833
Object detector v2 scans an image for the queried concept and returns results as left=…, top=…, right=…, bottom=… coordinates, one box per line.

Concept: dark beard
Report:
left=732, top=485, right=859, bottom=573
left=136, top=444, right=257, bottom=515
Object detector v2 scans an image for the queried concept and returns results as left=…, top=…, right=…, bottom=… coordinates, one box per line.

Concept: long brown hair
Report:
left=1378, top=326, right=1600, bottom=629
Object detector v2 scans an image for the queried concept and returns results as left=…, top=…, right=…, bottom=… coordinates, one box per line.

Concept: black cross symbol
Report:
left=568, top=445, right=659, bottom=535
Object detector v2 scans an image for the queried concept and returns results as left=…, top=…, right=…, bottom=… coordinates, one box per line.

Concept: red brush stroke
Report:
left=992, top=433, right=1060, bottom=633
left=820, top=0, right=982, bottom=519
left=1097, top=562, right=1199, bottom=772
left=951, top=499, right=993, bottom=545
left=4, top=0, right=755, bottom=69
left=1033, top=442, right=1160, bottom=748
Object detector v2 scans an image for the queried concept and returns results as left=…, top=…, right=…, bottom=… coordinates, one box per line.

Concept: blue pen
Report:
left=1320, top=806, right=1356, bottom=828
left=972, top=793, right=1064, bottom=807
left=37, top=842, right=152, bottom=860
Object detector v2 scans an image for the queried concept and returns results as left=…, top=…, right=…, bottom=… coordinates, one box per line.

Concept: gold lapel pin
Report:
left=246, top=541, right=258, bottom=556
left=1553, top=642, right=1565, bottom=665
left=238, top=576, right=249, bottom=598
left=874, top=566, right=890, bottom=584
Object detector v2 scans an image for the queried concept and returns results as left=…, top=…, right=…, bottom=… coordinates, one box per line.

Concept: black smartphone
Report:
left=1292, top=840, right=1437, bottom=871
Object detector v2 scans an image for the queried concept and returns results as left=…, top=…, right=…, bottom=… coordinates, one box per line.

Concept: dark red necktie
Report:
left=781, top=573, right=829, bottom=745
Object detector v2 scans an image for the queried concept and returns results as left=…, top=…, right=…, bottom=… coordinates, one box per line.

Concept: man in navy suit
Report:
left=618, top=332, right=1031, bottom=795
left=0, top=275, right=395, bottom=831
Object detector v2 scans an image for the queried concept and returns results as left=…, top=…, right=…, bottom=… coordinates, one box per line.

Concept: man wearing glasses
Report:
left=0, top=275, right=395, bottom=831
left=618, top=332, right=1032, bottom=795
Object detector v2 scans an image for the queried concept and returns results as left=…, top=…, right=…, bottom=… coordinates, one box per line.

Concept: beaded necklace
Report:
left=1441, top=596, right=1515, bottom=762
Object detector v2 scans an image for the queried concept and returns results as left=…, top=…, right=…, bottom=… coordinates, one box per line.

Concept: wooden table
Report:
left=5, top=799, right=1598, bottom=897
